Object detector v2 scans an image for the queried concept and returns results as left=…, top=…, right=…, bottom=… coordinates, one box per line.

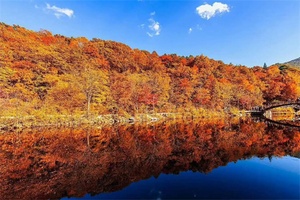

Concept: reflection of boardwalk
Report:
left=261, top=116, right=300, bottom=129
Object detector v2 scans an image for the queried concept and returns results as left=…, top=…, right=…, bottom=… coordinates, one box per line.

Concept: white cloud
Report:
left=146, top=12, right=161, bottom=37
left=196, top=24, right=202, bottom=31
left=46, top=3, right=74, bottom=18
left=188, top=25, right=202, bottom=34
left=196, top=2, right=229, bottom=20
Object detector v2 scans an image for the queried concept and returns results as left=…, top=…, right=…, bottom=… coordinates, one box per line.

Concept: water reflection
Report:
left=264, top=107, right=300, bottom=127
left=0, top=118, right=299, bottom=199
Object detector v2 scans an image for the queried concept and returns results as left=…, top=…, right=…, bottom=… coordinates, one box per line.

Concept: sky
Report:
left=0, top=0, right=299, bottom=67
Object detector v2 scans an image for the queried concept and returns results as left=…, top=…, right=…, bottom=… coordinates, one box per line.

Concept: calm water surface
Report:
left=1, top=118, right=299, bottom=199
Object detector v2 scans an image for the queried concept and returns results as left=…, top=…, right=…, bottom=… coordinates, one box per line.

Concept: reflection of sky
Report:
left=63, top=156, right=300, bottom=199
left=249, top=156, right=300, bottom=175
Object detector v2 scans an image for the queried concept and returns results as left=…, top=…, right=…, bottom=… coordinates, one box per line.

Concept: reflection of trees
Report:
left=0, top=119, right=299, bottom=199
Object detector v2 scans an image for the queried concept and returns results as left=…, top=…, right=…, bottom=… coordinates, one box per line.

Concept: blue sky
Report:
left=0, top=0, right=299, bottom=67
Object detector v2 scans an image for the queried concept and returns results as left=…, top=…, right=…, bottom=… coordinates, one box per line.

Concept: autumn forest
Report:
left=1, top=23, right=300, bottom=125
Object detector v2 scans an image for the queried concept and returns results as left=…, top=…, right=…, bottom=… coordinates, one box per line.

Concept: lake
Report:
left=1, top=117, right=299, bottom=199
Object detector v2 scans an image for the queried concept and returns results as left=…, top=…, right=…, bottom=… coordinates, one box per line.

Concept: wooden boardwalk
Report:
left=249, top=100, right=300, bottom=128
left=249, top=101, right=300, bottom=115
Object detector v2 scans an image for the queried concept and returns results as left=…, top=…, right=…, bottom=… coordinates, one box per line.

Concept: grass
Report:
left=0, top=108, right=227, bottom=131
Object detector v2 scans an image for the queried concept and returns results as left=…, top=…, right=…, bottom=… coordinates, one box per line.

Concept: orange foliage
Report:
left=0, top=22, right=299, bottom=116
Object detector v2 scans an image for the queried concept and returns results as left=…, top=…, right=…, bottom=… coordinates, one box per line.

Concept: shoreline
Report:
left=0, top=111, right=229, bottom=131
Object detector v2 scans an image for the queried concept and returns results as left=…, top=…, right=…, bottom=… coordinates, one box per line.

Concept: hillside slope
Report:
left=285, top=57, right=300, bottom=67
left=0, top=22, right=300, bottom=118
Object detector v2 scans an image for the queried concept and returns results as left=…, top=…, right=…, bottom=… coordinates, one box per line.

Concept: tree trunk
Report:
left=87, top=94, right=92, bottom=118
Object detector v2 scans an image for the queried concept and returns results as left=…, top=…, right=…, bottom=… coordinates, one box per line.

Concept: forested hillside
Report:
left=0, top=23, right=300, bottom=118
left=284, top=57, right=300, bottom=68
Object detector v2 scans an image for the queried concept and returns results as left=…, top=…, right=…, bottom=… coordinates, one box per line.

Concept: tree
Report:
left=110, top=72, right=133, bottom=114
left=73, top=67, right=108, bottom=117
left=46, top=77, right=85, bottom=114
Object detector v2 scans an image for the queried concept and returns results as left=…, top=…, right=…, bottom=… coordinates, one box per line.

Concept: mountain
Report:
left=284, top=57, right=300, bottom=67
left=0, top=22, right=300, bottom=119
